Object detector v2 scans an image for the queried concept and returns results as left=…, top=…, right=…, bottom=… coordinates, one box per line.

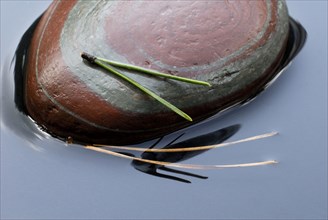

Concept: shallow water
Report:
left=1, top=1, right=327, bottom=219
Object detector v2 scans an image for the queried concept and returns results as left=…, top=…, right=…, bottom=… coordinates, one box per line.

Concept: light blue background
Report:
left=1, top=1, right=327, bottom=219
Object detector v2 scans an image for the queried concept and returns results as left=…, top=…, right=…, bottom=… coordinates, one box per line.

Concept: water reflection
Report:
left=1, top=15, right=48, bottom=148
left=14, top=15, right=42, bottom=114
left=239, top=17, right=307, bottom=106
left=132, top=124, right=240, bottom=183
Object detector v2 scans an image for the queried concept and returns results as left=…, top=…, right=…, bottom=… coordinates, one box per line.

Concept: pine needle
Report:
left=92, top=131, right=278, bottom=153
left=81, top=52, right=192, bottom=121
left=84, top=145, right=277, bottom=170
left=96, top=56, right=211, bottom=86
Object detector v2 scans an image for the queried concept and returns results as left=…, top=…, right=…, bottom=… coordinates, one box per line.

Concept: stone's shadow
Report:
left=131, top=124, right=240, bottom=183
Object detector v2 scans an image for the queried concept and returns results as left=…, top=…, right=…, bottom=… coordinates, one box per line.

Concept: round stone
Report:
left=24, top=0, right=290, bottom=145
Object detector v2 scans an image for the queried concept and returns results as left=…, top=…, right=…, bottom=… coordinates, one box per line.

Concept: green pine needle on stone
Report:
left=81, top=52, right=193, bottom=122
left=96, top=56, right=211, bottom=87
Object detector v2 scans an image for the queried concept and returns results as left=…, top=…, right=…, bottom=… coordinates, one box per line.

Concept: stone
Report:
left=24, top=0, right=291, bottom=145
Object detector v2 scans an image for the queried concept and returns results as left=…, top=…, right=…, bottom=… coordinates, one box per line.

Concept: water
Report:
left=1, top=1, right=327, bottom=219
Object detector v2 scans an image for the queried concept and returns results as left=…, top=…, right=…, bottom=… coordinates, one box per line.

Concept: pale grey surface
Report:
left=1, top=1, right=327, bottom=220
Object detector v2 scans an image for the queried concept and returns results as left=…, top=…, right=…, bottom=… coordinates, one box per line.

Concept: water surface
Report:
left=1, top=1, right=327, bottom=219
